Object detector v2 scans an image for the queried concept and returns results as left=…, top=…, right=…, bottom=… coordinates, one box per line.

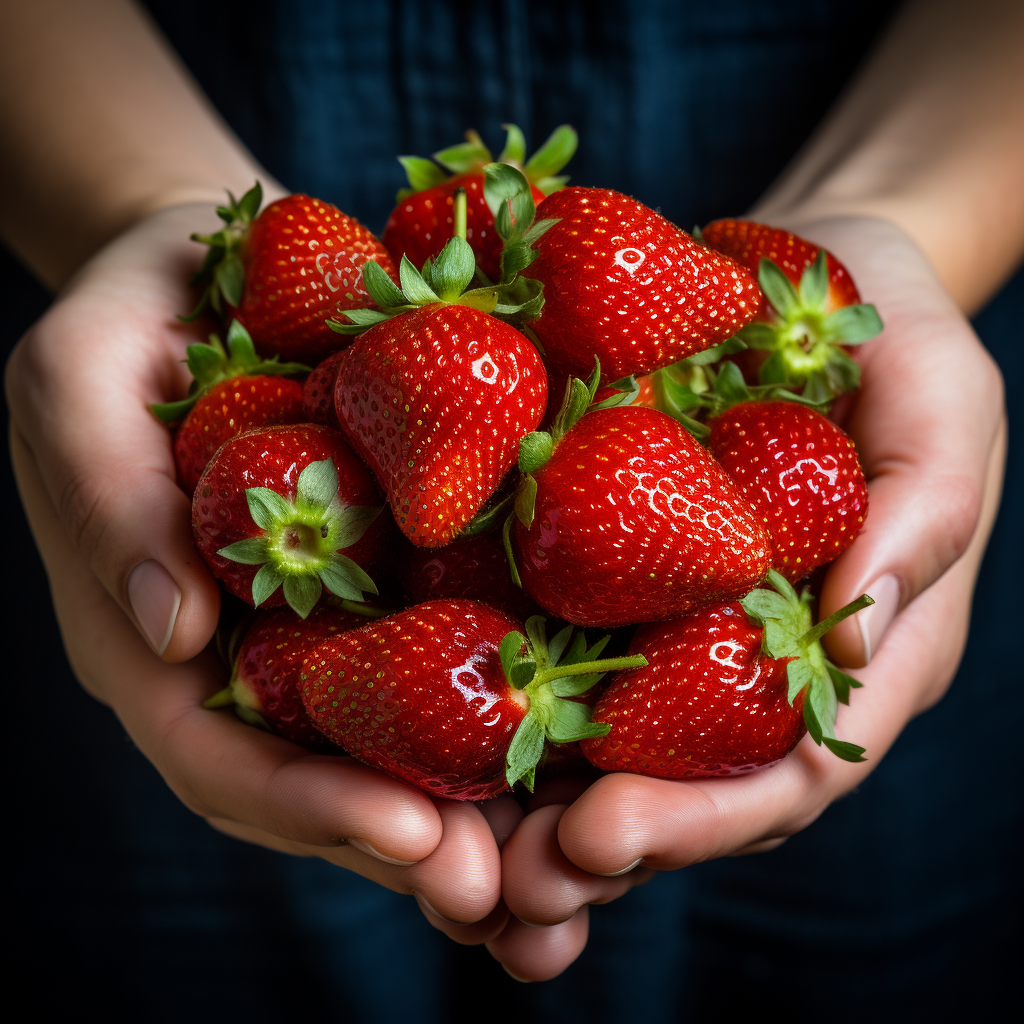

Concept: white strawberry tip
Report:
left=500, top=616, right=649, bottom=791
left=740, top=569, right=875, bottom=762
left=217, top=457, right=381, bottom=619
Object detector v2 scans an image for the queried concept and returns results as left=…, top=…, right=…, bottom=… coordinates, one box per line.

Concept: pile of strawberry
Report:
left=157, top=125, right=883, bottom=801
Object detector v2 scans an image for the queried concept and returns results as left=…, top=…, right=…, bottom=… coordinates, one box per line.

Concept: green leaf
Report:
left=499, top=239, right=538, bottom=281
left=546, top=625, right=573, bottom=666
left=460, top=493, right=514, bottom=537
left=553, top=376, right=593, bottom=440
left=430, top=236, right=477, bottom=299
left=798, top=251, right=829, bottom=310
left=827, top=662, right=863, bottom=705
left=433, top=140, right=491, bottom=174
left=362, top=258, right=406, bottom=309
left=186, top=341, right=226, bottom=383
left=518, top=431, right=554, bottom=474
left=331, top=504, right=382, bottom=550
left=532, top=175, right=569, bottom=196
left=502, top=512, right=522, bottom=588
left=822, top=303, right=884, bottom=344
left=283, top=574, right=322, bottom=619
left=397, top=155, right=448, bottom=194
left=498, top=123, right=527, bottom=165
left=484, top=163, right=535, bottom=238
left=685, top=335, right=748, bottom=365
left=714, top=360, right=751, bottom=404
left=803, top=697, right=823, bottom=745
left=251, top=563, right=284, bottom=606
left=787, top=658, right=817, bottom=705
left=591, top=375, right=639, bottom=410
left=738, top=322, right=781, bottom=350
left=216, top=256, right=245, bottom=308
left=150, top=396, right=199, bottom=424
left=505, top=714, right=546, bottom=787
left=801, top=369, right=836, bottom=405
left=217, top=538, right=270, bottom=565
left=237, top=182, right=263, bottom=222
left=499, top=631, right=527, bottom=684
left=399, top=255, right=440, bottom=305
left=523, top=124, right=578, bottom=179
left=824, top=348, right=862, bottom=394
left=740, top=589, right=792, bottom=625
left=822, top=737, right=867, bottom=762
left=511, top=659, right=537, bottom=689
left=245, top=487, right=293, bottom=530
left=758, top=349, right=791, bottom=386
left=324, top=554, right=378, bottom=597
left=514, top=474, right=538, bottom=529
left=225, top=319, right=257, bottom=363
left=806, top=666, right=839, bottom=738
left=334, top=307, right=392, bottom=327
left=296, top=458, right=339, bottom=514
left=544, top=700, right=609, bottom=744
left=758, top=258, right=799, bottom=319
left=318, top=559, right=366, bottom=602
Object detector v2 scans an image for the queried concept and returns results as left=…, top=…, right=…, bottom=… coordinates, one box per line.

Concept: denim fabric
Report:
left=5, top=1, right=1020, bottom=1018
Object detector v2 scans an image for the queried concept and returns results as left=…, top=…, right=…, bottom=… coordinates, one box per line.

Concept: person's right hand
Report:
left=6, top=203, right=512, bottom=935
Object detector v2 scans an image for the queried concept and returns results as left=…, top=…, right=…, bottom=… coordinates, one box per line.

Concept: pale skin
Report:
left=2, top=0, right=1021, bottom=983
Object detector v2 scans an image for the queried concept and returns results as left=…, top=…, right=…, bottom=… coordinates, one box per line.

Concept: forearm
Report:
left=755, top=0, right=1024, bottom=314
left=0, top=0, right=277, bottom=289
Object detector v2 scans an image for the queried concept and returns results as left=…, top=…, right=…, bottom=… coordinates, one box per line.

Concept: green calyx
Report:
left=150, top=319, right=309, bottom=424
left=501, top=616, right=648, bottom=790
left=483, top=163, right=561, bottom=285
left=181, top=181, right=263, bottom=322
left=395, top=123, right=578, bottom=202
left=740, top=569, right=875, bottom=762
left=218, top=457, right=381, bottom=619
left=740, top=253, right=884, bottom=402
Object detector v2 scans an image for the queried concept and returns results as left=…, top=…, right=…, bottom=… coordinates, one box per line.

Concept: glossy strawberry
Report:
left=193, top=424, right=385, bottom=617
left=382, top=125, right=575, bottom=281
left=174, top=375, right=306, bottom=495
left=708, top=400, right=868, bottom=582
left=300, top=601, right=646, bottom=800
left=205, top=605, right=372, bottom=752
left=512, top=403, right=772, bottom=627
left=701, top=219, right=882, bottom=399
left=582, top=571, right=874, bottom=776
left=521, top=187, right=762, bottom=383
left=303, top=349, right=345, bottom=429
left=186, top=184, right=399, bottom=364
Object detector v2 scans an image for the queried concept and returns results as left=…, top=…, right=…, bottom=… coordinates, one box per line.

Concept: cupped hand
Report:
left=488, top=215, right=1007, bottom=981
left=6, top=203, right=509, bottom=931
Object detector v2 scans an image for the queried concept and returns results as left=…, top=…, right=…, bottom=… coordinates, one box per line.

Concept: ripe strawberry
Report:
left=193, top=424, right=386, bottom=617
left=382, top=124, right=576, bottom=280
left=520, top=187, right=762, bottom=383
left=708, top=400, right=868, bottom=582
left=511, top=400, right=772, bottom=627
left=582, top=571, right=874, bottom=776
left=300, top=601, right=647, bottom=800
left=701, top=219, right=883, bottom=399
left=303, top=349, right=345, bottom=429
left=331, top=232, right=547, bottom=547
left=186, top=184, right=399, bottom=364
left=204, top=605, right=373, bottom=752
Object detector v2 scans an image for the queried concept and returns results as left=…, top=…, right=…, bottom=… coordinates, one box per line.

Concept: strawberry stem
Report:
left=203, top=685, right=235, bottom=709
left=800, top=593, right=874, bottom=647
left=531, top=654, right=647, bottom=690
left=453, top=187, right=467, bottom=241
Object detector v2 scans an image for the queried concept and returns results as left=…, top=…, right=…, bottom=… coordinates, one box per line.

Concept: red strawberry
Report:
left=186, top=184, right=399, bottom=364
left=701, top=219, right=883, bottom=399
left=708, top=400, right=868, bottom=582
left=511, top=402, right=772, bottom=627
left=174, top=376, right=306, bottom=495
left=520, top=187, right=762, bottom=383
left=300, top=601, right=647, bottom=800
left=303, top=349, right=346, bottom=429
left=192, top=424, right=386, bottom=617
left=582, top=571, right=874, bottom=776
left=331, top=235, right=547, bottom=547
left=204, top=605, right=373, bottom=752
left=382, top=125, right=576, bottom=280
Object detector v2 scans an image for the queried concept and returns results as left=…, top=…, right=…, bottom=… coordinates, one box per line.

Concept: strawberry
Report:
left=508, top=379, right=772, bottom=627
left=185, top=184, right=399, bottom=364
left=302, top=349, right=345, bottom=429
left=382, top=124, right=576, bottom=281
left=299, top=601, right=647, bottom=800
left=192, top=424, right=386, bottom=617
left=701, top=219, right=883, bottom=400
left=204, top=604, right=376, bottom=752
left=582, top=570, right=874, bottom=776
left=512, top=185, right=762, bottom=384
left=330, top=224, right=548, bottom=547
left=708, top=400, right=868, bottom=582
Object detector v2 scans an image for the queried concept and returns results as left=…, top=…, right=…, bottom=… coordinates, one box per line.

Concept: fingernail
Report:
left=413, top=891, right=464, bottom=926
left=857, top=574, right=901, bottom=663
left=596, top=857, right=643, bottom=878
left=348, top=837, right=417, bottom=866
left=128, top=560, right=181, bottom=656
left=502, top=965, right=533, bottom=984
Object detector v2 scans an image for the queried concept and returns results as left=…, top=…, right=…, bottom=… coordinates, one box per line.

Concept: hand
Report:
left=487, top=216, right=1007, bottom=980
left=5, top=204, right=508, bottom=932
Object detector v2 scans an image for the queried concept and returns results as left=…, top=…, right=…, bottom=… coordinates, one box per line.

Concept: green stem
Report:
left=337, top=599, right=393, bottom=619
left=531, top=654, right=648, bottom=690
left=203, top=685, right=235, bottom=709
left=453, top=187, right=467, bottom=241
left=800, top=593, right=874, bottom=646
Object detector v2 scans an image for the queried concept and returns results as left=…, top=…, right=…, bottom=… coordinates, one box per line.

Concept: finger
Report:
left=476, top=794, right=524, bottom=849
left=502, top=804, right=652, bottom=927
left=5, top=206, right=226, bottom=662
left=11, top=431, right=445, bottom=862
left=486, top=909, right=590, bottom=983
left=416, top=897, right=511, bottom=946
